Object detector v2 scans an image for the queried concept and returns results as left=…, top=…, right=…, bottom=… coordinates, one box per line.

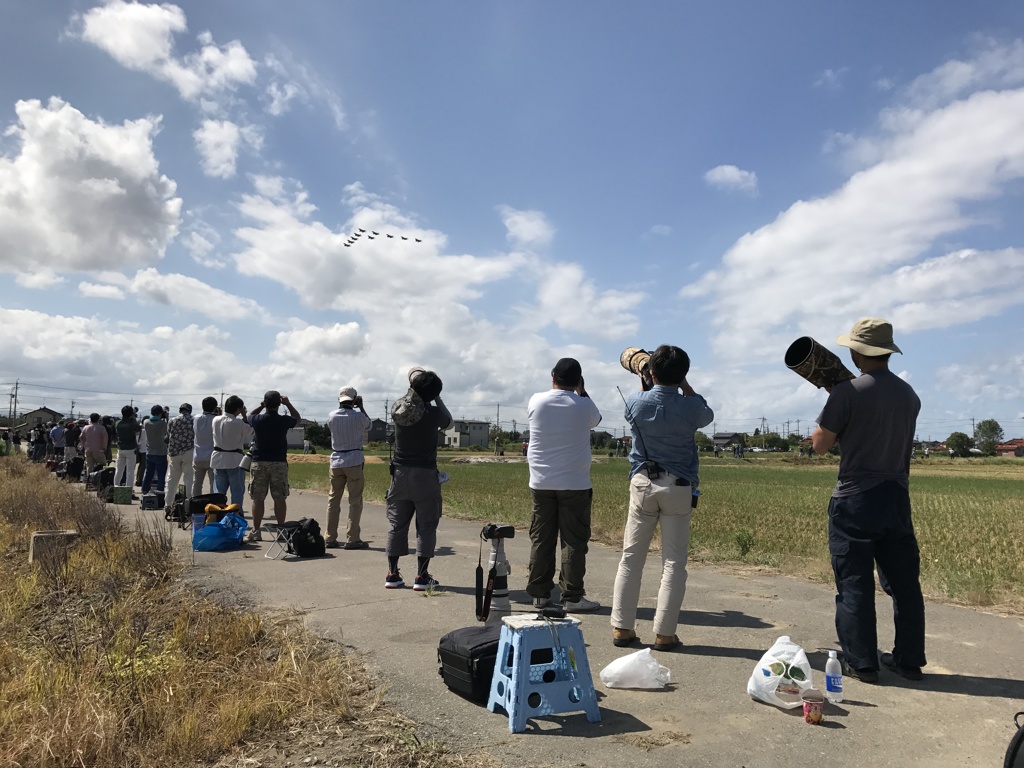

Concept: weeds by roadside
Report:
left=0, top=458, right=495, bottom=768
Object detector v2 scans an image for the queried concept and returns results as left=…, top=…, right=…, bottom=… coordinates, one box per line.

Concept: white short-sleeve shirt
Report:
left=527, top=389, right=602, bottom=490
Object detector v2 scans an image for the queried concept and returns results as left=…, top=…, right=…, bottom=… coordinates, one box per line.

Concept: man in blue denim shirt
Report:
left=610, top=345, right=714, bottom=651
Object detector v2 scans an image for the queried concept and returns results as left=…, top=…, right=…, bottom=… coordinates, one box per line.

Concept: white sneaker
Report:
left=563, top=597, right=600, bottom=613
left=246, top=529, right=262, bottom=543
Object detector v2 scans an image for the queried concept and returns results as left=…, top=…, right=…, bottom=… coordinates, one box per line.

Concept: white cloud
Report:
left=814, top=67, right=848, bottom=90
left=0, top=98, right=181, bottom=274
left=936, top=357, right=1024, bottom=405
left=646, top=224, right=672, bottom=237
left=703, top=164, right=758, bottom=195
left=262, top=52, right=345, bottom=129
left=194, top=119, right=241, bottom=178
left=0, top=307, right=244, bottom=397
left=530, top=261, right=644, bottom=340
left=233, top=177, right=517, bottom=312
left=498, top=205, right=555, bottom=248
left=79, top=281, right=125, bottom=299
left=128, top=268, right=266, bottom=321
left=904, top=38, right=1024, bottom=109
left=273, top=323, right=367, bottom=361
left=14, top=269, right=64, bottom=290
left=685, top=49, right=1024, bottom=365
left=182, top=226, right=225, bottom=268
left=265, top=80, right=303, bottom=116
left=73, top=1, right=257, bottom=104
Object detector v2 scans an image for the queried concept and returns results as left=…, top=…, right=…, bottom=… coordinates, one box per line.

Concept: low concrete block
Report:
left=29, top=529, right=79, bottom=565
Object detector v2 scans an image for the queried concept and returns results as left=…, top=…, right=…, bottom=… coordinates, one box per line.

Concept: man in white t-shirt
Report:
left=526, top=357, right=603, bottom=612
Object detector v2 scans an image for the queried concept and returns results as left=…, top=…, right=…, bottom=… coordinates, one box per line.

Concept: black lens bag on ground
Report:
left=438, top=624, right=502, bottom=704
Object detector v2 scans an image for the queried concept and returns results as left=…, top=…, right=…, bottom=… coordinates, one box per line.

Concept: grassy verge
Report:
left=0, top=458, right=494, bottom=768
left=289, top=454, right=1024, bottom=610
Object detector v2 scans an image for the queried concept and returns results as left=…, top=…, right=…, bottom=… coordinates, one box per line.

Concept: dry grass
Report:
left=0, top=458, right=495, bottom=768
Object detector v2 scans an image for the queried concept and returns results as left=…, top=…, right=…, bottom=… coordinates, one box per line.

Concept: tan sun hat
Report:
left=836, top=318, right=902, bottom=356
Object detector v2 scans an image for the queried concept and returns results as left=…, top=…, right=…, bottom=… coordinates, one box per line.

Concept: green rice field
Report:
left=288, top=454, right=1024, bottom=610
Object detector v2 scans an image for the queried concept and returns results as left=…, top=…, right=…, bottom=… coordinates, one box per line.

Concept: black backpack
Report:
left=288, top=517, right=326, bottom=558
left=164, top=491, right=188, bottom=523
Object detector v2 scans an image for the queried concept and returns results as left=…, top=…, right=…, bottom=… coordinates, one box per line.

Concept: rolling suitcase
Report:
left=437, top=624, right=502, bottom=704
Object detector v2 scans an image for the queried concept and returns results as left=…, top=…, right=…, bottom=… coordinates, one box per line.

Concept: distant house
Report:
left=19, top=407, right=64, bottom=429
left=367, top=418, right=391, bottom=443
left=444, top=419, right=489, bottom=449
left=286, top=427, right=305, bottom=449
left=590, top=430, right=614, bottom=447
left=994, top=439, right=1024, bottom=458
left=712, top=432, right=744, bottom=450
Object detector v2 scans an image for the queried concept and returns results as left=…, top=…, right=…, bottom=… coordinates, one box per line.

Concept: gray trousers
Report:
left=527, top=488, right=593, bottom=604
left=385, top=466, right=442, bottom=558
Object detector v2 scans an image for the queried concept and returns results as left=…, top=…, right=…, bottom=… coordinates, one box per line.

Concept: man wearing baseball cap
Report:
left=812, top=318, right=926, bottom=683
left=325, top=386, right=372, bottom=549
left=526, top=357, right=603, bottom=613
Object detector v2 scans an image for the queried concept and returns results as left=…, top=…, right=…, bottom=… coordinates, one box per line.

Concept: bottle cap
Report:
left=828, top=650, right=838, bottom=658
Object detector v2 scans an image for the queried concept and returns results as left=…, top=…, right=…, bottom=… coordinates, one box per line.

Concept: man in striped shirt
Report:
left=325, top=386, right=372, bottom=549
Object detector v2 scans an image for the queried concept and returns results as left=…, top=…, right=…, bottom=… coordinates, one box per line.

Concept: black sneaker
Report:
left=413, top=573, right=440, bottom=591
left=841, top=658, right=879, bottom=683
left=325, top=540, right=342, bottom=549
left=384, top=571, right=404, bottom=589
left=880, top=652, right=923, bottom=681
left=344, top=540, right=370, bottom=550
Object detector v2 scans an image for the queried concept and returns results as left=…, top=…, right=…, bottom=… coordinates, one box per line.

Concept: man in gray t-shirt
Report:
left=812, top=318, right=925, bottom=684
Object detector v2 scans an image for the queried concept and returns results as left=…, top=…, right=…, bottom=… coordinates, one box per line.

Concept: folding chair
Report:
left=262, top=522, right=301, bottom=560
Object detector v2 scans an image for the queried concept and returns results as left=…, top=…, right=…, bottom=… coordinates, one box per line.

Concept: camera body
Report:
left=481, top=523, right=515, bottom=540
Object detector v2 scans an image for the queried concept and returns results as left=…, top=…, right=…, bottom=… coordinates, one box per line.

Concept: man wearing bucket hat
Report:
left=325, top=386, right=372, bottom=550
left=811, top=318, right=926, bottom=683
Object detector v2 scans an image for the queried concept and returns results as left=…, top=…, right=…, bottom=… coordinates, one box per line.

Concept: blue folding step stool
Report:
left=486, top=613, right=601, bottom=733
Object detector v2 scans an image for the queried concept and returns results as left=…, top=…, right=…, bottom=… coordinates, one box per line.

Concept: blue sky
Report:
left=1, top=1, right=1023, bottom=442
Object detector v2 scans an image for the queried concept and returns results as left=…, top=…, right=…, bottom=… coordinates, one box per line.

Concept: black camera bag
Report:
left=437, top=624, right=502, bottom=704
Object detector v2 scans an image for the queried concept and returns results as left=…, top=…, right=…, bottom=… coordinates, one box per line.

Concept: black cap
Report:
left=179, top=403, right=192, bottom=413
left=551, top=357, right=582, bottom=387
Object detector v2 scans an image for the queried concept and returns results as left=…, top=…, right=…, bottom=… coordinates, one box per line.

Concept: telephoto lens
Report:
left=619, top=347, right=651, bottom=375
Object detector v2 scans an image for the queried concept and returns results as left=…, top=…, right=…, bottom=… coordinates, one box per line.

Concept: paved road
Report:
left=165, top=489, right=1023, bottom=767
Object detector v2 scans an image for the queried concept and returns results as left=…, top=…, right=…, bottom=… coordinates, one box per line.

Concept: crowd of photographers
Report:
left=4, top=321, right=926, bottom=675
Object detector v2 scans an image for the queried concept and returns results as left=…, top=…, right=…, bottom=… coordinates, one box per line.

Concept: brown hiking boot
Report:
left=654, top=634, right=681, bottom=651
left=612, top=628, right=638, bottom=648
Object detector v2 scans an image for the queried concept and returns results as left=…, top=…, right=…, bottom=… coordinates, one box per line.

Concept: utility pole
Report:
left=796, top=419, right=801, bottom=436
left=12, top=379, right=18, bottom=423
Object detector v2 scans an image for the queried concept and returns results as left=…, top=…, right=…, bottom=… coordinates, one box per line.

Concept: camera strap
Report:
left=476, top=536, right=496, bottom=622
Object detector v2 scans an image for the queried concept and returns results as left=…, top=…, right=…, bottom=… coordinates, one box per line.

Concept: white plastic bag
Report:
left=747, top=635, right=814, bottom=709
left=600, top=648, right=672, bottom=689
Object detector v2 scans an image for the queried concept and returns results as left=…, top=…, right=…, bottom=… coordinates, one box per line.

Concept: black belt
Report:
left=641, top=467, right=690, bottom=486
left=213, top=447, right=243, bottom=454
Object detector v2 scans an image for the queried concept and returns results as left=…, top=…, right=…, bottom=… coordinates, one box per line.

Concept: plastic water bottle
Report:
left=825, top=650, right=843, bottom=703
